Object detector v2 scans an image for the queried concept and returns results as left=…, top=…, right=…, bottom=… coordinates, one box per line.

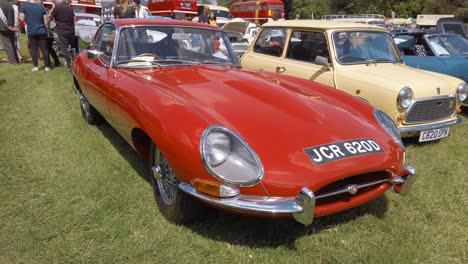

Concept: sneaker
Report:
left=44, top=67, right=51, bottom=72
left=31, top=67, right=39, bottom=72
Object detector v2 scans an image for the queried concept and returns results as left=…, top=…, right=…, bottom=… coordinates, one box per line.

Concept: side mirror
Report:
left=87, top=49, right=104, bottom=60
left=315, top=56, right=331, bottom=71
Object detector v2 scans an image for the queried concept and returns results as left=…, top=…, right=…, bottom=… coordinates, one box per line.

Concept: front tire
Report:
left=79, top=92, right=104, bottom=125
left=149, top=142, right=204, bottom=224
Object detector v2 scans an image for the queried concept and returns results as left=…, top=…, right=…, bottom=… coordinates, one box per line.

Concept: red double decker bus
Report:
left=230, top=0, right=284, bottom=24
left=147, top=0, right=198, bottom=19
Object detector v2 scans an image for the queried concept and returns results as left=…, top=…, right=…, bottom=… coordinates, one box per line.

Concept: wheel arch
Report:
left=73, top=77, right=82, bottom=93
left=131, top=127, right=152, bottom=162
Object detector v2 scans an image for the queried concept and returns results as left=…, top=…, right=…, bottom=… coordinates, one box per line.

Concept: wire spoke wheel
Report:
left=152, top=148, right=178, bottom=206
left=149, top=143, right=206, bottom=224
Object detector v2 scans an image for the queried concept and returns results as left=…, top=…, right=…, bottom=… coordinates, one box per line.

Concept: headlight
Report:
left=200, top=125, right=264, bottom=187
left=397, top=87, right=414, bottom=109
left=456, top=82, right=468, bottom=102
left=374, top=110, right=405, bottom=150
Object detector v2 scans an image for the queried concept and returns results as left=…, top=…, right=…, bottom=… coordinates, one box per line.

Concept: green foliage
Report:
left=289, top=0, right=313, bottom=19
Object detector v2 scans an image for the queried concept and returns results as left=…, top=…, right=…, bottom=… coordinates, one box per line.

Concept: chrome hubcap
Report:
left=153, top=149, right=178, bottom=206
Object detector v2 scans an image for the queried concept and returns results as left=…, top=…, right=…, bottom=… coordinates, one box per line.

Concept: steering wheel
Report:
left=134, top=53, right=160, bottom=60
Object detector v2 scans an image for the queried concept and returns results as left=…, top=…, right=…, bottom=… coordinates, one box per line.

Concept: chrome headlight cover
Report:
left=200, top=125, right=264, bottom=187
left=397, top=86, right=414, bottom=109
left=374, top=110, right=405, bottom=150
left=456, top=82, right=468, bottom=102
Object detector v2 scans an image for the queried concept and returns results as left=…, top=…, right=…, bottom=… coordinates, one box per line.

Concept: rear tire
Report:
left=149, top=142, right=204, bottom=224
left=79, top=92, right=104, bottom=125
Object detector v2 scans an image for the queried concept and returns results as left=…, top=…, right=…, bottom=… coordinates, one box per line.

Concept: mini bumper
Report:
left=179, top=165, right=417, bottom=226
left=398, top=116, right=461, bottom=133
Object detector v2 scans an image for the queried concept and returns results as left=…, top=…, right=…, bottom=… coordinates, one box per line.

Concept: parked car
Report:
left=241, top=20, right=467, bottom=142
left=72, top=19, right=416, bottom=225
left=394, top=31, right=468, bottom=84
left=222, top=18, right=258, bottom=43
left=75, top=13, right=104, bottom=49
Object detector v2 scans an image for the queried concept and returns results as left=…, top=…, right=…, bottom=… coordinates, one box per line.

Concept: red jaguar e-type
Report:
left=72, top=19, right=416, bottom=225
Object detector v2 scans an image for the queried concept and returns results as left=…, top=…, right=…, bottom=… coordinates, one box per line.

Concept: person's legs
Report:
left=28, top=34, right=39, bottom=68
left=0, top=30, right=19, bottom=64
left=58, top=33, right=75, bottom=68
left=47, top=37, right=60, bottom=66
left=38, top=34, right=50, bottom=69
left=13, top=32, right=22, bottom=61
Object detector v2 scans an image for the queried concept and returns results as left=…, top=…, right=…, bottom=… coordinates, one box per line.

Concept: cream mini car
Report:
left=241, top=20, right=468, bottom=142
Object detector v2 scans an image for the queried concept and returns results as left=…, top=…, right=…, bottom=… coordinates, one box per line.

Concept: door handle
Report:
left=276, top=66, right=286, bottom=73
left=86, top=65, right=93, bottom=71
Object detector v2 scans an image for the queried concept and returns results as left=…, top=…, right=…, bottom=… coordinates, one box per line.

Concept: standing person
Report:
left=134, top=0, right=149, bottom=19
left=20, top=0, right=51, bottom=71
left=198, top=5, right=209, bottom=24
left=47, top=31, right=60, bottom=67
left=208, top=11, right=217, bottom=26
left=49, top=0, right=74, bottom=70
left=0, top=0, right=19, bottom=64
left=113, top=0, right=135, bottom=19
left=12, top=2, right=22, bottom=61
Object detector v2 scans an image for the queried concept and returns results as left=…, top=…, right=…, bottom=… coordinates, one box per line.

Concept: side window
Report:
left=93, top=24, right=116, bottom=63
left=253, top=28, right=287, bottom=57
left=286, top=30, right=329, bottom=63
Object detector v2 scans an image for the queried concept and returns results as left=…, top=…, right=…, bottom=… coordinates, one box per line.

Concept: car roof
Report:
left=261, top=19, right=385, bottom=30
left=110, top=18, right=220, bottom=29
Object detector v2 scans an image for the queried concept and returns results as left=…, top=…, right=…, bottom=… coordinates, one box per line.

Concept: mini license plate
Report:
left=419, top=127, right=450, bottom=142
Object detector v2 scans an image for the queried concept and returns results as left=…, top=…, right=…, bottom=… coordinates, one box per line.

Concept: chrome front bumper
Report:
left=179, top=165, right=417, bottom=226
left=398, top=116, right=462, bottom=133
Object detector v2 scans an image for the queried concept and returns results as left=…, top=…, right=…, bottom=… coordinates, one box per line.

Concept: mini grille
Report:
left=405, top=97, right=455, bottom=124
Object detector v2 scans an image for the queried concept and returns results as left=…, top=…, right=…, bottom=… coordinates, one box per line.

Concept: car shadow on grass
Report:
left=187, top=195, right=388, bottom=249
left=97, top=123, right=151, bottom=183
left=95, top=121, right=389, bottom=249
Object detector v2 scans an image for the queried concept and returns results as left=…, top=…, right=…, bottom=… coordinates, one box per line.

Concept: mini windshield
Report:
left=115, top=26, right=237, bottom=67
left=426, top=34, right=468, bottom=56
left=332, top=31, right=400, bottom=64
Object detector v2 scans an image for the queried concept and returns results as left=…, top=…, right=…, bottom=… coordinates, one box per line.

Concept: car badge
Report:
left=347, top=184, right=359, bottom=195
left=436, top=87, right=440, bottom=94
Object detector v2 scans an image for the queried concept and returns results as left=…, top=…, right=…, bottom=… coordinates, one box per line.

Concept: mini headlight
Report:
left=201, top=125, right=264, bottom=187
left=374, top=110, right=405, bottom=150
left=397, top=87, right=414, bottom=109
left=456, top=82, right=468, bottom=102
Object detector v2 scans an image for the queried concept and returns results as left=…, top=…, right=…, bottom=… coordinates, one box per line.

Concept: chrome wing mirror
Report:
left=315, top=56, right=331, bottom=71
left=87, top=49, right=104, bottom=60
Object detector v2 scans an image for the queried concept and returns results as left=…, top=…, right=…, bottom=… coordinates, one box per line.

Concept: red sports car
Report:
left=72, top=19, right=416, bottom=225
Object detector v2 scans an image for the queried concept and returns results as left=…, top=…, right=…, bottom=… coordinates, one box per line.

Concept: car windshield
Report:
left=115, top=26, right=237, bottom=67
left=332, top=31, right=400, bottom=64
left=426, top=34, right=468, bottom=56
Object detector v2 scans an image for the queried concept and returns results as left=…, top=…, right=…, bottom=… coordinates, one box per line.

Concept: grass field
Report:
left=1, top=36, right=467, bottom=263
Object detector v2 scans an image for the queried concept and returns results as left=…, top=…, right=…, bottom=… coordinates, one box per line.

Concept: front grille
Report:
left=405, top=97, right=456, bottom=124
left=315, top=171, right=388, bottom=206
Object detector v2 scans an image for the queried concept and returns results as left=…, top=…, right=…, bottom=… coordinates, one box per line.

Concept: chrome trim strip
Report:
left=179, top=183, right=303, bottom=214
left=398, top=116, right=461, bottom=133
left=398, top=165, right=417, bottom=196
left=293, top=188, right=315, bottom=226
left=314, top=179, right=388, bottom=199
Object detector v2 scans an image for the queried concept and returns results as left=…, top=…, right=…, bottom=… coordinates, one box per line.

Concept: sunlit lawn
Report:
left=0, top=35, right=467, bottom=263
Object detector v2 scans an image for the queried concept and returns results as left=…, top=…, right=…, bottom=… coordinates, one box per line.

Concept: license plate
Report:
left=419, top=127, right=450, bottom=142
